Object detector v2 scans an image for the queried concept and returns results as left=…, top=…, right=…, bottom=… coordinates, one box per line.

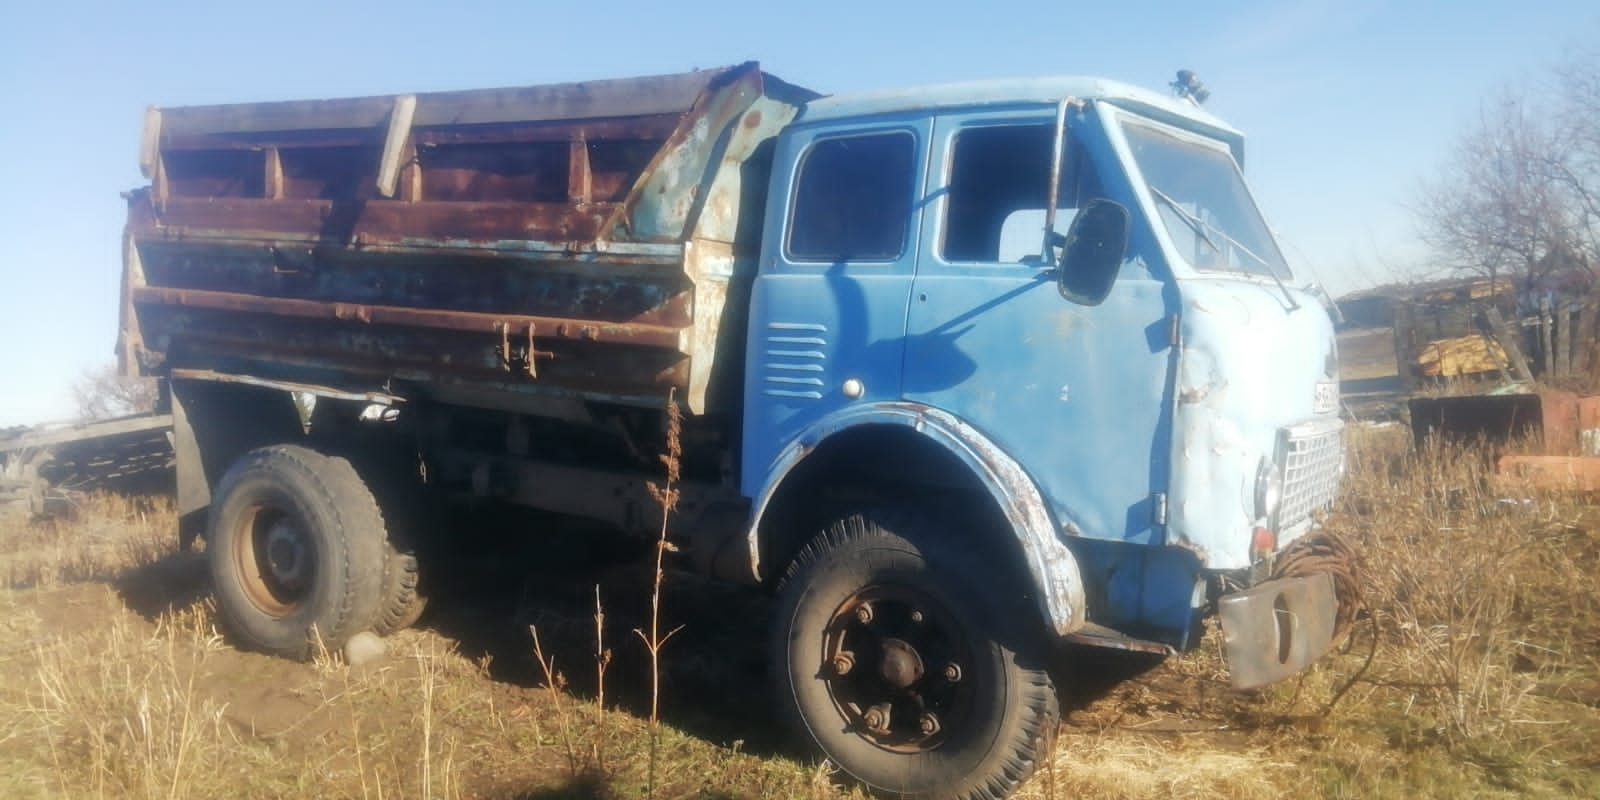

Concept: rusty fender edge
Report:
left=1217, top=572, right=1337, bottom=689
left=745, top=402, right=1087, bottom=636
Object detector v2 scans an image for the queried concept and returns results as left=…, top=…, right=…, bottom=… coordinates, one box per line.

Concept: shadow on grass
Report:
left=114, top=549, right=208, bottom=619
left=499, top=768, right=741, bottom=800
left=415, top=505, right=796, bottom=759
left=414, top=505, right=1173, bottom=765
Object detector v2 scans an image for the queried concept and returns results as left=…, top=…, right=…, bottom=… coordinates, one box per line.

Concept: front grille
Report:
left=1277, top=418, right=1344, bottom=532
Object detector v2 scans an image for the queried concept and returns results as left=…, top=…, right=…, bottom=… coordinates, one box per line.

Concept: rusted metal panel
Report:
left=133, top=286, right=682, bottom=348
left=157, top=66, right=743, bottom=138
left=168, top=368, right=403, bottom=405
left=0, top=414, right=173, bottom=453
left=609, top=65, right=768, bottom=240
left=148, top=198, right=616, bottom=243
left=127, top=64, right=817, bottom=414
left=1497, top=454, right=1600, bottom=491
left=1059, top=622, right=1176, bottom=656
left=1410, top=391, right=1582, bottom=455
left=1, top=414, right=175, bottom=508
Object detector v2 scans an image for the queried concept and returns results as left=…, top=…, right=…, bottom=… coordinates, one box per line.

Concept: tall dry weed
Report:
left=1326, top=425, right=1593, bottom=744
left=12, top=602, right=229, bottom=800
left=0, top=494, right=175, bottom=589
left=636, top=388, right=685, bottom=799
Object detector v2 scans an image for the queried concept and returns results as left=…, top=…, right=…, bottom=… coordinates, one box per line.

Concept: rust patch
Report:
left=133, top=285, right=682, bottom=348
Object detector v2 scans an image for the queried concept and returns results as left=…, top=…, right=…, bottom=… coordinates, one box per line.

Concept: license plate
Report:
left=1313, top=382, right=1339, bottom=415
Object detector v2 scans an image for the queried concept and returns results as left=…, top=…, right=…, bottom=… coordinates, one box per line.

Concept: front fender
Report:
left=747, top=402, right=1087, bottom=636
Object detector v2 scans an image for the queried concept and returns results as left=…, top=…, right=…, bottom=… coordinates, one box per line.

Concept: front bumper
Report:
left=1217, top=572, right=1336, bottom=689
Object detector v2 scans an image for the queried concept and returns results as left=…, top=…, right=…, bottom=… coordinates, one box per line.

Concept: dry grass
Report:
left=1, top=430, right=1598, bottom=799
left=0, top=494, right=849, bottom=800
left=0, top=493, right=171, bottom=590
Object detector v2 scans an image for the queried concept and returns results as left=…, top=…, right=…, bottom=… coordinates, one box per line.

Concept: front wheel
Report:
left=771, top=508, right=1059, bottom=800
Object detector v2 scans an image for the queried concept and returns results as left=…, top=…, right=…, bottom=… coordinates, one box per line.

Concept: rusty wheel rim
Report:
left=820, top=584, right=976, bottom=753
left=232, top=504, right=315, bottom=617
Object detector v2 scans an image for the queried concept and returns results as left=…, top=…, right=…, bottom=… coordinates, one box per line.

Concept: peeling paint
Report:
left=745, top=402, right=1088, bottom=636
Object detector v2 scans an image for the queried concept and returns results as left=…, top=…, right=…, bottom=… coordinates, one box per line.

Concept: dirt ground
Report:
left=2, top=437, right=1598, bottom=800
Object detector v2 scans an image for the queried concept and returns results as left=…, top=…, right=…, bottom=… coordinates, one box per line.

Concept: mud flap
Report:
left=1217, top=573, right=1336, bottom=690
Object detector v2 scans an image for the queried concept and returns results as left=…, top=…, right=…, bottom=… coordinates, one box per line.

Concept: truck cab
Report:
left=746, top=78, right=1343, bottom=794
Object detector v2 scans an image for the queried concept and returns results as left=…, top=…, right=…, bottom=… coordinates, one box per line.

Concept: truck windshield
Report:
left=1120, top=118, right=1290, bottom=280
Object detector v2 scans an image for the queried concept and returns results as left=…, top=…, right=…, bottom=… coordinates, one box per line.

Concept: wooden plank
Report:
left=1541, top=296, right=1556, bottom=376
left=1393, top=302, right=1418, bottom=392
left=152, top=151, right=169, bottom=204
left=569, top=134, right=591, bottom=204
left=263, top=147, right=283, bottom=199
left=1578, top=301, right=1595, bottom=377
left=376, top=95, right=416, bottom=199
left=1557, top=301, right=1573, bottom=377
left=398, top=144, right=421, bottom=202
left=139, top=106, right=162, bottom=179
left=1483, top=306, right=1534, bottom=381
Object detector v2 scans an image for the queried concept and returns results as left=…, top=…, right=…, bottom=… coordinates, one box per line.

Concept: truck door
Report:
left=741, top=118, right=931, bottom=493
left=902, top=108, right=1175, bottom=546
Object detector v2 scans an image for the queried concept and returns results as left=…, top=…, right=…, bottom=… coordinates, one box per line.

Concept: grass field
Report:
left=1, top=426, right=1597, bottom=799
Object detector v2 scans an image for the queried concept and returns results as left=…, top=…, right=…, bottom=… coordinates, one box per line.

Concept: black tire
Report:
left=208, top=445, right=388, bottom=659
left=372, top=543, right=426, bottom=635
left=343, top=448, right=433, bottom=636
left=771, top=507, right=1059, bottom=800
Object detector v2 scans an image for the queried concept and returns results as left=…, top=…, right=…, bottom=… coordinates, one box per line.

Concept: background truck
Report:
left=121, top=62, right=1349, bottom=799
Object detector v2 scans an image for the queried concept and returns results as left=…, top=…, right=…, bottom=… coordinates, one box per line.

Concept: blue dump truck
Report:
left=121, top=63, right=1348, bottom=799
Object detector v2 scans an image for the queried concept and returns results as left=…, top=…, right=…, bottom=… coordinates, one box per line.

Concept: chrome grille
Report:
left=1277, top=418, right=1344, bottom=531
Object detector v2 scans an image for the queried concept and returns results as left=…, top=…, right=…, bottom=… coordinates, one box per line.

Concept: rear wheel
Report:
left=373, top=540, right=426, bottom=634
left=771, top=507, right=1058, bottom=800
left=208, top=445, right=387, bottom=659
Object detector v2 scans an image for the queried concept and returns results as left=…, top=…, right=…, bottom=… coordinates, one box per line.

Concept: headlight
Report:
left=1255, top=456, right=1284, bottom=525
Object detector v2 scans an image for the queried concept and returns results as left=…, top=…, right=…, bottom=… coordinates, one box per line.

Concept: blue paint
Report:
left=742, top=402, right=1087, bottom=635
left=741, top=77, right=1341, bottom=649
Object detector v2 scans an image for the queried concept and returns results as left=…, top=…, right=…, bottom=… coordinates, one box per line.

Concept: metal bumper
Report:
left=1217, top=573, right=1336, bottom=689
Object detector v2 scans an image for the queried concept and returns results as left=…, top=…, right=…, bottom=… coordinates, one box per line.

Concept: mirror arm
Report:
left=1042, top=97, right=1084, bottom=259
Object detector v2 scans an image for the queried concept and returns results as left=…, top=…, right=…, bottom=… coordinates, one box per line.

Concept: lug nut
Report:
left=909, top=610, right=924, bottom=623
left=863, top=703, right=891, bottom=733
left=855, top=604, right=873, bottom=624
left=832, top=651, right=855, bottom=676
left=919, top=712, right=941, bottom=736
left=943, top=663, right=962, bottom=682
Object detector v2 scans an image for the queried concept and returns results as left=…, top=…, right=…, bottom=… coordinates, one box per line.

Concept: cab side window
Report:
left=788, top=132, right=915, bottom=262
left=942, top=124, right=1102, bottom=263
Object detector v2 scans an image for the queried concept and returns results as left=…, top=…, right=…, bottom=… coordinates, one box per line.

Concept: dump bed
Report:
left=121, top=63, right=816, bottom=414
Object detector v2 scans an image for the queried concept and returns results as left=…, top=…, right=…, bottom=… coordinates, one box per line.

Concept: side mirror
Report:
left=1057, top=199, right=1129, bottom=305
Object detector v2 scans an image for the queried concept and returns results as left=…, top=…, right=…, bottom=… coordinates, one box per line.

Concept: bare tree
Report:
left=1417, top=43, right=1600, bottom=288
left=72, top=363, right=159, bottom=421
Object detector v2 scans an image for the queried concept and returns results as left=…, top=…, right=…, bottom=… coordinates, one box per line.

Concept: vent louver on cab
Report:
left=761, top=322, right=828, bottom=400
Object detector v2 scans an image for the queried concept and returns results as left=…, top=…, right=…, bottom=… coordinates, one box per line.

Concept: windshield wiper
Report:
left=1148, top=186, right=1222, bottom=256
left=1147, top=186, right=1300, bottom=312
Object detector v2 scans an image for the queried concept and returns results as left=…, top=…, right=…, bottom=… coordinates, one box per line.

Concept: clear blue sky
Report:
left=0, top=0, right=1593, bottom=425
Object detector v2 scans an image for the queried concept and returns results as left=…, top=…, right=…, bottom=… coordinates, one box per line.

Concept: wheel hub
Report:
left=264, top=520, right=309, bottom=589
left=879, top=638, right=924, bottom=689
left=821, top=586, right=975, bottom=753
left=234, top=506, right=316, bottom=617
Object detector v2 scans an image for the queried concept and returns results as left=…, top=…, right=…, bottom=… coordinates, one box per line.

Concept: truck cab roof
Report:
left=800, top=74, right=1246, bottom=164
